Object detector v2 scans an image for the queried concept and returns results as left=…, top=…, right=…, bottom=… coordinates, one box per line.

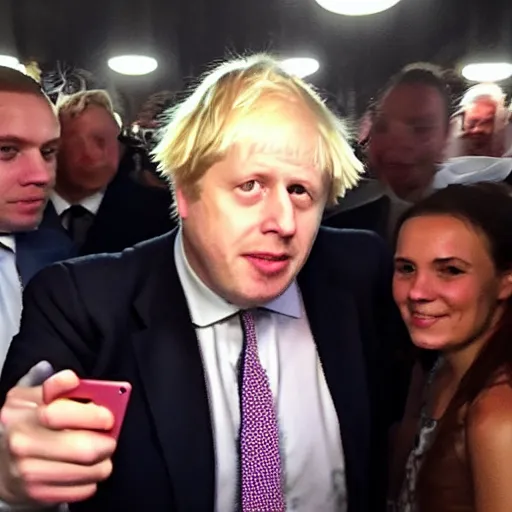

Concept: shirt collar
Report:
left=174, top=229, right=302, bottom=327
left=0, top=234, right=15, bottom=253
left=50, top=190, right=105, bottom=217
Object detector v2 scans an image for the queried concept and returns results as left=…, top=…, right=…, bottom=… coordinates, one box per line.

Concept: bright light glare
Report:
left=280, top=57, right=320, bottom=78
left=113, top=112, right=123, bottom=128
left=462, top=62, right=512, bottom=83
left=108, top=55, right=158, bottom=76
left=315, top=0, right=402, bottom=15
left=0, top=55, right=25, bottom=73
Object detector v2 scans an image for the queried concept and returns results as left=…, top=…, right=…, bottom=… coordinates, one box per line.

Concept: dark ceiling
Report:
left=5, top=0, right=512, bottom=120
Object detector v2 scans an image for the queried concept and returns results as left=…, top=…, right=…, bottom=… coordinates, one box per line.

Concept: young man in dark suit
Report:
left=0, top=66, right=62, bottom=367
left=0, top=54, right=407, bottom=512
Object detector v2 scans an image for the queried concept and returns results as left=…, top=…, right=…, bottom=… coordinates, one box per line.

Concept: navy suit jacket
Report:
left=0, top=227, right=409, bottom=512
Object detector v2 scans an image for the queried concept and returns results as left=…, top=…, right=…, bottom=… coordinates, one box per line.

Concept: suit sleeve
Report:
left=0, top=262, right=99, bottom=404
left=362, top=233, right=412, bottom=511
left=372, top=235, right=413, bottom=425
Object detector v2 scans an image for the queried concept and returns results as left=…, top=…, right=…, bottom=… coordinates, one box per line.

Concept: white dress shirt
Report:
left=175, top=230, right=347, bottom=512
left=50, top=191, right=104, bottom=229
left=0, top=236, right=22, bottom=375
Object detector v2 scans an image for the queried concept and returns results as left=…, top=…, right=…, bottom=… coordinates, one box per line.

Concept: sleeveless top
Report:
left=392, top=358, right=475, bottom=512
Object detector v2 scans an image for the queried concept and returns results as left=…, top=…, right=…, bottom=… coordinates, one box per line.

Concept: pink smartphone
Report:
left=47, top=379, right=132, bottom=440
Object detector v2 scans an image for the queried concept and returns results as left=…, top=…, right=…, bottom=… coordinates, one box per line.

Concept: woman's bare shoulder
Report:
left=467, top=377, right=512, bottom=445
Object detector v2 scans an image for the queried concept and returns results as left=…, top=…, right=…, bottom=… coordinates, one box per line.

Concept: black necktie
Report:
left=65, top=205, right=94, bottom=247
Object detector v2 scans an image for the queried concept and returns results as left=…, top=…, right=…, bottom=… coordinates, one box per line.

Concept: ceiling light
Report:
left=108, top=55, right=158, bottom=76
left=461, top=62, right=512, bottom=83
left=0, top=55, right=25, bottom=73
left=315, top=0, right=402, bottom=15
left=280, top=58, right=320, bottom=78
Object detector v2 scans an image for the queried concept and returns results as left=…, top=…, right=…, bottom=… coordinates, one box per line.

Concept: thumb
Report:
left=42, top=370, right=81, bottom=404
left=16, top=361, right=55, bottom=387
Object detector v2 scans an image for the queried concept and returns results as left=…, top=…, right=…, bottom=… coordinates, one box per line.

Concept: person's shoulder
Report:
left=308, top=227, right=391, bottom=288
left=466, top=375, right=512, bottom=509
left=27, top=230, right=176, bottom=292
left=467, top=379, right=512, bottom=451
left=314, top=226, right=388, bottom=264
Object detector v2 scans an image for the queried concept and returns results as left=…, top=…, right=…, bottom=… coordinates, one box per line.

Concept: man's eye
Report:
left=0, top=146, right=18, bottom=160
left=413, top=125, right=433, bottom=135
left=41, top=147, right=58, bottom=160
left=239, top=180, right=259, bottom=192
left=288, top=184, right=308, bottom=195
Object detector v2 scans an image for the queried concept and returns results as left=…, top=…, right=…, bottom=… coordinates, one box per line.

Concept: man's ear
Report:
left=498, top=271, right=512, bottom=301
left=175, top=187, right=188, bottom=220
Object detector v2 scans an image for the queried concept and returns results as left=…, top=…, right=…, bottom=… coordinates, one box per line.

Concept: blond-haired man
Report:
left=42, top=90, right=121, bottom=251
left=55, top=89, right=120, bottom=204
left=0, top=55, right=405, bottom=511
left=34, top=89, right=174, bottom=261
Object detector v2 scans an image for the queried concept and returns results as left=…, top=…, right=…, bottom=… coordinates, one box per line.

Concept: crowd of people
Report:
left=0, top=53, right=511, bottom=511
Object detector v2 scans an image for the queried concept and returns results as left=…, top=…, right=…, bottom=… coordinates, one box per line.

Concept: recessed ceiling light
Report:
left=108, top=55, right=158, bottom=76
left=280, top=57, right=320, bottom=78
left=315, top=0, right=402, bottom=15
left=0, top=55, right=25, bottom=73
left=461, top=62, right=512, bottom=83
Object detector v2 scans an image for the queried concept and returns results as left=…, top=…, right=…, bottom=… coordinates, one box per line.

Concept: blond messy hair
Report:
left=153, top=54, right=363, bottom=206
left=57, top=89, right=119, bottom=127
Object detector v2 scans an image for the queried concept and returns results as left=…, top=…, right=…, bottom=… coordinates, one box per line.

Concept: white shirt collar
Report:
left=50, top=190, right=105, bottom=217
left=0, top=234, right=15, bottom=253
left=174, top=229, right=302, bottom=328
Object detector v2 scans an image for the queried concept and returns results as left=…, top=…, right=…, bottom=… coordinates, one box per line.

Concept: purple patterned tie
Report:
left=239, top=310, right=285, bottom=512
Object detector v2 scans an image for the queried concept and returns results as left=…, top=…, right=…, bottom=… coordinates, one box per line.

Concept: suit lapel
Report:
left=15, top=203, right=76, bottom=285
left=298, top=250, right=370, bottom=512
left=41, top=201, right=66, bottom=231
left=130, top=232, right=215, bottom=510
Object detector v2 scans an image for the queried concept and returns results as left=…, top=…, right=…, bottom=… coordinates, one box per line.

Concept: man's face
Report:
left=462, top=99, right=498, bottom=156
left=369, top=83, right=448, bottom=200
left=177, top=103, right=329, bottom=308
left=58, top=105, right=120, bottom=198
left=0, top=92, right=60, bottom=233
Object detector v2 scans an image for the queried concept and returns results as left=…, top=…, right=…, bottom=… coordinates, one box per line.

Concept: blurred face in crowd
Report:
left=393, top=214, right=512, bottom=353
left=0, top=92, right=59, bottom=232
left=57, top=105, right=120, bottom=201
left=369, top=83, right=448, bottom=201
left=177, top=99, right=329, bottom=308
left=462, top=98, right=498, bottom=156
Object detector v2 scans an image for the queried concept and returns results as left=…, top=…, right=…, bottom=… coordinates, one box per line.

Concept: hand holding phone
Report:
left=45, top=379, right=132, bottom=440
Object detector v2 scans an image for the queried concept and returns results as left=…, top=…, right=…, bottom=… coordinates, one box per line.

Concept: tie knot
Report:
left=240, top=310, right=257, bottom=340
left=64, top=205, right=94, bottom=247
left=65, top=204, right=91, bottom=219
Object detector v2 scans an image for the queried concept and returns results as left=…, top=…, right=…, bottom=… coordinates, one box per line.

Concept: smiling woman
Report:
left=389, top=183, right=512, bottom=512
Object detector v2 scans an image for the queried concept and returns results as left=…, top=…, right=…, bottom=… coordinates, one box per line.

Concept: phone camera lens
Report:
left=119, top=387, right=127, bottom=395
